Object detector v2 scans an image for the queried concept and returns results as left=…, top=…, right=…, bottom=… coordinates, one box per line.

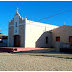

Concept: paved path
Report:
left=0, top=52, right=72, bottom=71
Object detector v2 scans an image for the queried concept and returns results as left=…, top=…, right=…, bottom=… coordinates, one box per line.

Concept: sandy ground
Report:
left=0, top=52, right=72, bottom=71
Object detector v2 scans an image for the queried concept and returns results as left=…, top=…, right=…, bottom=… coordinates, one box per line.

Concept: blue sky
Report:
left=0, top=1, right=72, bottom=35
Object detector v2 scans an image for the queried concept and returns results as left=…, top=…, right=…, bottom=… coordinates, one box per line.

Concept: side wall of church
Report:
left=25, top=20, right=58, bottom=48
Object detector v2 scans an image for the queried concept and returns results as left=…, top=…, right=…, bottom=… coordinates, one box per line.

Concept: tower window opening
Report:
left=16, top=22, right=17, bottom=27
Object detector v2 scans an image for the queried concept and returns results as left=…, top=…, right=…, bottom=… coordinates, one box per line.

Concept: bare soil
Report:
left=0, top=52, right=72, bottom=71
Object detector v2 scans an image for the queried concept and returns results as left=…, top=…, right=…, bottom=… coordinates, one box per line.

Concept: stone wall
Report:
left=52, top=25, right=72, bottom=47
left=25, top=20, right=58, bottom=48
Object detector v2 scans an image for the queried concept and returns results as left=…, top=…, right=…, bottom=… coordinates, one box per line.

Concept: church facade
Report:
left=8, top=9, right=58, bottom=48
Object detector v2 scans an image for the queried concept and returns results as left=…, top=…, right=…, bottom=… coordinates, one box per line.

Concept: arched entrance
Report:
left=14, top=35, right=20, bottom=47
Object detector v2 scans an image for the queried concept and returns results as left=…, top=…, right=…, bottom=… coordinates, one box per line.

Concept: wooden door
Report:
left=69, top=36, right=72, bottom=43
left=14, top=35, right=20, bottom=47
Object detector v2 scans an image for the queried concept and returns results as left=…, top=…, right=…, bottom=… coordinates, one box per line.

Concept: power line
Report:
left=37, top=9, right=72, bottom=21
left=1, top=8, right=72, bottom=32
left=17, top=8, right=72, bottom=26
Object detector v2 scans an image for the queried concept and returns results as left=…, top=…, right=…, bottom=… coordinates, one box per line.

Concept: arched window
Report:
left=16, top=22, right=17, bottom=27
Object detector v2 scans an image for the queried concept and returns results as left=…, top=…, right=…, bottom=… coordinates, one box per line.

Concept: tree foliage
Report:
left=0, top=33, right=2, bottom=34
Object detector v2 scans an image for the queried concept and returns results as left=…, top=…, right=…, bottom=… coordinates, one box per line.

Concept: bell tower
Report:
left=14, top=7, right=20, bottom=35
left=8, top=7, right=26, bottom=47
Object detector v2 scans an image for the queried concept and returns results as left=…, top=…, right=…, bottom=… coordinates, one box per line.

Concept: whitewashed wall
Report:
left=25, top=20, right=58, bottom=48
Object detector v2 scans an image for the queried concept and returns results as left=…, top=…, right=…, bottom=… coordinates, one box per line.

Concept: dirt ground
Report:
left=0, top=52, right=72, bottom=71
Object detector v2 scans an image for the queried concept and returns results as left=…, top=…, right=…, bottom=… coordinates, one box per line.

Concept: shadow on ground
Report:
left=13, top=48, right=56, bottom=53
left=0, top=48, right=72, bottom=59
left=12, top=48, right=72, bottom=59
left=13, top=48, right=72, bottom=54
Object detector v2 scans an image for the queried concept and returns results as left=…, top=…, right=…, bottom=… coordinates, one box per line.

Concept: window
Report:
left=46, top=37, right=48, bottom=44
left=56, top=37, right=60, bottom=42
left=16, top=22, right=17, bottom=27
left=69, top=36, right=72, bottom=42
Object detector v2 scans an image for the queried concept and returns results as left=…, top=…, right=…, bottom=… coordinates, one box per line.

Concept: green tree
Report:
left=0, top=33, right=2, bottom=34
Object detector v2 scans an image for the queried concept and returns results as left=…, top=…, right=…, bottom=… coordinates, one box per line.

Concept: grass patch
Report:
left=57, top=57, right=63, bottom=58
left=57, top=56, right=72, bottom=59
left=65, top=57, right=72, bottom=59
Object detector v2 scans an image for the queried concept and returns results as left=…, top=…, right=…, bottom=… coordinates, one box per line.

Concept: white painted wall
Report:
left=25, top=19, right=58, bottom=48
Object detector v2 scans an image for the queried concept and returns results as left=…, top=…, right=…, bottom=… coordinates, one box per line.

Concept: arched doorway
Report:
left=14, top=35, right=20, bottom=47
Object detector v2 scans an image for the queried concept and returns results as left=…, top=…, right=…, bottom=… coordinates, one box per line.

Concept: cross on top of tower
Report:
left=17, top=7, right=18, bottom=12
left=16, top=7, right=19, bottom=13
left=14, top=7, right=21, bottom=17
left=64, top=22, right=66, bottom=25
